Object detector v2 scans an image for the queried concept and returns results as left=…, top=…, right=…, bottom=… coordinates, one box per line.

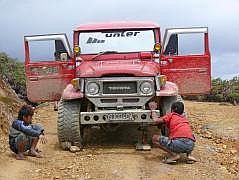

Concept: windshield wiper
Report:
left=92, top=51, right=118, bottom=60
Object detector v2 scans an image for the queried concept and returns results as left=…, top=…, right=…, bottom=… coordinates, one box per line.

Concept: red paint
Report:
left=156, top=81, right=178, bottom=96
left=77, top=59, right=159, bottom=77
left=74, top=21, right=160, bottom=31
left=140, top=52, right=153, bottom=59
left=62, top=84, right=83, bottom=100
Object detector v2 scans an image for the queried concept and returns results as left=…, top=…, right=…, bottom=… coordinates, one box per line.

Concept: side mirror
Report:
left=60, top=53, right=68, bottom=61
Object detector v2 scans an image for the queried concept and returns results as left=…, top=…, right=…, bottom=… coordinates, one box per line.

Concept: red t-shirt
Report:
left=162, top=112, right=195, bottom=141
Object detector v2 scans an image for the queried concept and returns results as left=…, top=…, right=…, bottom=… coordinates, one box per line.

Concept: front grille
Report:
left=100, top=99, right=117, bottom=103
left=103, top=81, right=137, bottom=94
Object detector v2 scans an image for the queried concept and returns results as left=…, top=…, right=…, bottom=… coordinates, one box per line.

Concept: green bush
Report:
left=185, top=76, right=239, bottom=105
left=0, top=52, right=26, bottom=97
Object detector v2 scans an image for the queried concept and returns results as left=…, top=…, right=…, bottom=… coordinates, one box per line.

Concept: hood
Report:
left=77, top=59, right=159, bottom=77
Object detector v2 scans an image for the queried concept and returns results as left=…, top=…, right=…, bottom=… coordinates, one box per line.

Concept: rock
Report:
left=70, top=146, right=81, bottom=153
left=203, top=132, right=212, bottom=139
left=59, top=167, right=65, bottom=170
left=216, top=148, right=224, bottom=153
left=220, top=166, right=228, bottom=173
left=222, top=144, right=227, bottom=149
left=87, top=154, right=93, bottom=158
left=67, top=165, right=73, bottom=169
left=215, top=139, right=222, bottom=144
left=78, top=176, right=85, bottom=180
left=230, top=149, right=237, bottom=154
left=71, top=175, right=76, bottom=178
left=35, top=169, right=42, bottom=173
left=54, top=176, right=60, bottom=179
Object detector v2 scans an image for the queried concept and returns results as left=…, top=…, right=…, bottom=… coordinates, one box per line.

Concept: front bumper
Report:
left=80, top=109, right=160, bottom=125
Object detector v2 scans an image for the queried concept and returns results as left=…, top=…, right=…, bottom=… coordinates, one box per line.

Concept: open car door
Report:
left=24, top=34, right=75, bottom=102
left=160, top=27, right=211, bottom=95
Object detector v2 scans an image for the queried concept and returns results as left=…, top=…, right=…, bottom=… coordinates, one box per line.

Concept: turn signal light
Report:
left=73, top=46, right=81, bottom=55
left=71, top=78, right=80, bottom=89
left=154, top=43, right=161, bottom=52
left=160, top=75, right=167, bottom=87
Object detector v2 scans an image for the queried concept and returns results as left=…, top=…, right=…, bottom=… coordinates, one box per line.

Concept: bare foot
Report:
left=35, top=148, right=42, bottom=153
left=16, top=153, right=25, bottom=160
left=28, top=150, right=43, bottom=158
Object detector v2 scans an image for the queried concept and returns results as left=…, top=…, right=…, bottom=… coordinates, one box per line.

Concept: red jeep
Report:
left=24, top=21, right=211, bottom=149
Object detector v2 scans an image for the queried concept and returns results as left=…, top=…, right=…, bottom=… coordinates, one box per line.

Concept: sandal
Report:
left=186, top=160, right=197, bottom=164
left=164, top=158, right=177, bottom=164
left=163, top=153, right=180, bottom=164
left=186, top=155, right=197, bottom=164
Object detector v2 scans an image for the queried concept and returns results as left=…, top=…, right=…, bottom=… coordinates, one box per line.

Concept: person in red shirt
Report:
left=149, top=101, right=197, bottom=164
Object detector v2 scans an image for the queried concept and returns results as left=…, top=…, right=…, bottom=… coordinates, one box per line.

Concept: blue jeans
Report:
left=159, top=136, right=195, bottom=154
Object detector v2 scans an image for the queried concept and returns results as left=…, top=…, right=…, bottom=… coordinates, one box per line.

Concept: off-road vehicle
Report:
left=24, top=22, right=211, bottom=149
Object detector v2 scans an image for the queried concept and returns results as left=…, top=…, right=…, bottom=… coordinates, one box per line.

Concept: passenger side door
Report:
left=160, top=27, right=211, bottom=95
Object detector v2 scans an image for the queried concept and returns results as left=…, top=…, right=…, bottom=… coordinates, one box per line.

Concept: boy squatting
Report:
left=9, top=105, right=47, bottom=160
left=149, top=101, right=197, bottom=164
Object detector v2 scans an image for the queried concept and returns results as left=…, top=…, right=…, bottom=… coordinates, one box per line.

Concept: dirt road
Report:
left=0, top=101, right=238, bottom=180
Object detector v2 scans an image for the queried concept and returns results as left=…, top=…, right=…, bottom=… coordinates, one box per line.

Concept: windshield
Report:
left=79, top=29, right=155, bottom=54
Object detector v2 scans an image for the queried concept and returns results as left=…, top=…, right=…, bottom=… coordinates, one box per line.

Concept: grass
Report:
left=0, top=96, right=17, bottom=105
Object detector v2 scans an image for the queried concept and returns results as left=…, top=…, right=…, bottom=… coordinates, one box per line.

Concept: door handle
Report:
left=167, top=58, right=173, bottom=63
left=29, top=77, right=39, bottom=81
left=160, top=58, right=173, bottom=65
left=198, top=69, right=207, bottom=73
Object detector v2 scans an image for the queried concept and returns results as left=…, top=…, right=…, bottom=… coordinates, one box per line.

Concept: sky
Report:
left=0, top=0, right=239, bottom=79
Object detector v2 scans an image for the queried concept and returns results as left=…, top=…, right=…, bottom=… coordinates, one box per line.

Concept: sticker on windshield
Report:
left=80, top=30, right=154, bottom=54
left=103, top=31, right=140, bottom=38
left=86, top=37, right=105, bottom=44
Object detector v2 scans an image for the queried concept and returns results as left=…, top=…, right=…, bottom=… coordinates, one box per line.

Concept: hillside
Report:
left=0, top=52, right=26, bottom=99
left=0, top=78, right=22, bottom=152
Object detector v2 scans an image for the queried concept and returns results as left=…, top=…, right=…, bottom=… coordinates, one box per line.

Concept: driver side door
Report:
left=24, top=34, right=75, bottom=102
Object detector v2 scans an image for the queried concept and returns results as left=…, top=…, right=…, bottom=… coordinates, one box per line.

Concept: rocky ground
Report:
left=0, top=101, right=238, bottom=180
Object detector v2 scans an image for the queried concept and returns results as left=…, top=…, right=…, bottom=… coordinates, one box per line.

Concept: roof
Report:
left=74, top=21, right=160, bottom=31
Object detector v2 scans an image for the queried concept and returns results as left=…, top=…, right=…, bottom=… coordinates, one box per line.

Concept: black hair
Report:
left=17, top=105, right=34, bottom=121
left=171, top=101, right=184, bottom=115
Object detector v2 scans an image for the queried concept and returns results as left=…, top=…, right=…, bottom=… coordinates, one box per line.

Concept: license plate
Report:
left=106, top=112, right=134, bottom=121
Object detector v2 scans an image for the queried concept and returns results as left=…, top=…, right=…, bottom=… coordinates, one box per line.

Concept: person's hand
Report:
left=151, top=111, right=158, bottom=121
left=39, top=134, right=47, bottom=144
left=148, top=101, right=157, bottom=110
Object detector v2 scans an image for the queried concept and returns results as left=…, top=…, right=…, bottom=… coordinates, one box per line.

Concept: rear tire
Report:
left=160, top=95, right=185, bottom=136
left=57, top=99, right=83, bottom=150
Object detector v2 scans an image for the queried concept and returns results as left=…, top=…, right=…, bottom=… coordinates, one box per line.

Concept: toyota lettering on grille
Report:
left=108, top=86, right=131, bottom=90
left=103, top=81, right=137, bottom=94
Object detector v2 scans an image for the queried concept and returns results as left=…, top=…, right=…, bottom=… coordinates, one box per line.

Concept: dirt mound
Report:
left=0, top=78, right=22, bottom=152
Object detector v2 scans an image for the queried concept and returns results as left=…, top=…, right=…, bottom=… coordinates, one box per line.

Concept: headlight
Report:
left=140, top=81, right=153, bottom=94
left=87, top=82, right=99, bottom=95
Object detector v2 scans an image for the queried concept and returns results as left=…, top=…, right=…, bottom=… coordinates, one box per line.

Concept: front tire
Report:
left=57, top=99, right=83, bottom=150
